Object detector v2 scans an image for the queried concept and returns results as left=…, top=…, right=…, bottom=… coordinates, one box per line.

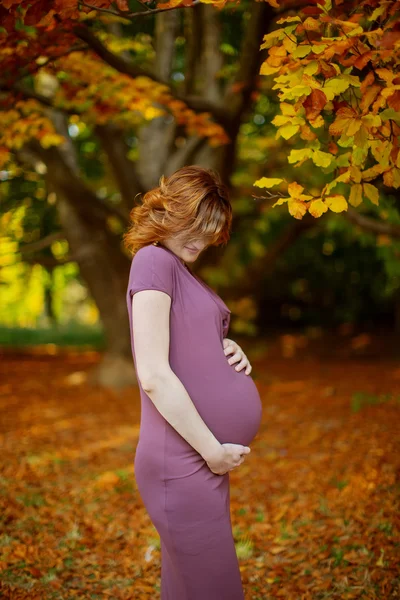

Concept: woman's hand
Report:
left=222, top=338, right=252, bottom=375
left=205, top=443, right=251, bottom=476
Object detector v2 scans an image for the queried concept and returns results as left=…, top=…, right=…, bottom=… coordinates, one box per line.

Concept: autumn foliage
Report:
left=0, top=342, right=399, bottom=598
left=1, top=0, right=399, bottom=223
left=255, top=0, right=400, bottom=219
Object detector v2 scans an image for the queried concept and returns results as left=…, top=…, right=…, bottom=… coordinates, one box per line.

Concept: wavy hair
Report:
left=123, top=165, right=232, bottom=257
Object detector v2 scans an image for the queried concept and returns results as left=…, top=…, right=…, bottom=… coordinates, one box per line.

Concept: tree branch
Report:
left=154, top=7, right=180, bottom=83
left=20, top=255, right=70, bottom=268
left=18, top=232, right=65, bottom=255
left=15, top=139, right=129, bottom=226
left=226, top=212, right=321, bottom=300
left=197, top=4, right=224, bottom=104
left=0, top=81, right=78, bottom=116
left=224, top=2, right=275, bottom=122
left=2, top=43, right=88, bottom=87
left=79, top=0, right=202, bottom=19
left=344, top=206, right=400, bottom=238
left=2, top=16, right=230, bottom=129
left=71, top=22, right=231, bottom=127
left=183, top=4, right=203, bottom=95
left=94, top=123, right=144, bottom=215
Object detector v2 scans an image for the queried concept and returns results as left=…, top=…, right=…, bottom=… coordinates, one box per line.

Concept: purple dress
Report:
left=126, top=243, right=262, bottom=600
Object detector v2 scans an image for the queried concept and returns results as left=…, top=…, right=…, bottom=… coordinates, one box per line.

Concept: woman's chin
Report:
left=183, top=247, right=200, bottom=259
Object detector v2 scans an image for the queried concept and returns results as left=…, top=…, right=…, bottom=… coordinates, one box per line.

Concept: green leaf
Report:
left=380, top=108, right=400, bottom=126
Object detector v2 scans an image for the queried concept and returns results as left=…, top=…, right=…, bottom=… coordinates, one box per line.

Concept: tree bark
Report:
left=16, top=99, right=136, bottom=388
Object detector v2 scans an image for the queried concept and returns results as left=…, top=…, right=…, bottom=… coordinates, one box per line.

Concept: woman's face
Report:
left=164, top=231, right=213, bottom=264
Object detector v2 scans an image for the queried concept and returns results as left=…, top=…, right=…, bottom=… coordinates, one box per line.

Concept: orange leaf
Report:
left=304, top=89, right=328, bottom=121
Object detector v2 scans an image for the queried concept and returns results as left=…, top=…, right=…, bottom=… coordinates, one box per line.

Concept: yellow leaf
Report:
left=380, top=86, right=400, bottom=101
left=383, top=166, right=400, bottom=188
left=349, top=166, right=362, bottom=183
left=370, top=139, right=392, bottom=166
left=325, top=194, right=348, bottom=213
left=276, top=16, right=302, bottom=24
left=260, top=61, right=280, bottom=76
left=293, top=45, right=312, bottom=58
left=312, top=43, right=328, bottom=54
left=308, top=199, right=328, bottom=218
left=347, top=25, right=364, bottom=37
left=157, top=0, right=184, bottom=7
left=362, top=113, right=381, bottom=128
left=272, top=197, right=289, bottom=207
left=288, top=199, right=308, bottom=219
left=143, top=106, right=165, bottom=120
left=304, top=60, right=319, bottom=75
left=254, top=177, right=284, bottom=188
left=269, top=45, right=287, bottom=58
left=302, top=126, right=317, bottom=142
left=312, top=150, right=333, bottom=168
left=303, top=17, right=320, bottom=31
left=349, top=183, right=363, bottom=207
left=271, top=114, right=292, bottom=126
left=260, top=29, right=284, bottom=50
left=40, top=133, right=66, bottom=148
left=280, top=102, right=296, bottom=116
left=302, top=73, right=322, bottom=90
left=200, top=0, right=227, bottom=4
left=374, top=68, right=393, bottom=83
left=288, top=181, right=305, bottom=197
left=265, top=0, right=279, bottom=8
left=276, top=124, right=300, bottom=140
left=352, top=146, right=369, bottom=167
left=354, top=125, right=369, bottom=149
left=363, top=183, right=380, bottom=205
left=323, top=77, right=351, bottom=101
left=288, top=148, right=313, bottom=164
left=361, top=164, right=387, bottom=181
left=309, top=115, right=325, bottom=129
left=330, top=109, right=361, bottom=137
left=282, top=35, right=297, bottom=53
left=360, top=85, right=381, bottom=112
left=367, top=6, right=386, bottom=21
left=281, top=85, right=312, bottom=100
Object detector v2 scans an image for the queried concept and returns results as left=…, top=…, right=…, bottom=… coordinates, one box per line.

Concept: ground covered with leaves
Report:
left=0, top=335, right=399, bottom=599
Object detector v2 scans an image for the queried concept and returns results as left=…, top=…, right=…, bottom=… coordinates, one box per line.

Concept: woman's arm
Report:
left=132, top=289, right=223, bottom=463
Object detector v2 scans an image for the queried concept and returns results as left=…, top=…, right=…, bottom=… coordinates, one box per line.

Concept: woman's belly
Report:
left=177, top=352, right=263, bottom=447
left=199, top=368, right=262, bottom=446
left=137, top=340, right=263, bottom=469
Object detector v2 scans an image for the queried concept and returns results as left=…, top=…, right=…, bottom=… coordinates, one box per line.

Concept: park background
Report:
left=0, top=0, right=399, bottom=599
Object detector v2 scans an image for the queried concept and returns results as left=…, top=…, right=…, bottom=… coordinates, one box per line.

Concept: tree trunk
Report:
left=13, top=4, right=301, bottom=389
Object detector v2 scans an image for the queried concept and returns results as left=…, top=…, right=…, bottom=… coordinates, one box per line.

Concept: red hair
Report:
left=123, top=165, right=232, bottom=257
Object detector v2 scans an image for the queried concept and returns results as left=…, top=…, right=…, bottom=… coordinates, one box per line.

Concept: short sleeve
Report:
left=127, top=244, right=175, bottom=300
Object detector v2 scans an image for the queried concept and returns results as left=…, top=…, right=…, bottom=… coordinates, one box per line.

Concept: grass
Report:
left=0, top=324, right=105, bottom=349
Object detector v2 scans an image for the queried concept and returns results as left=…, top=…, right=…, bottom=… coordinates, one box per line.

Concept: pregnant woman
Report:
left=124, top=165, right=262, bottom=599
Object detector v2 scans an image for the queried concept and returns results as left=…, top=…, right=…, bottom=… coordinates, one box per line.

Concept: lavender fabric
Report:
left=126, top=243, right=262, bottom=600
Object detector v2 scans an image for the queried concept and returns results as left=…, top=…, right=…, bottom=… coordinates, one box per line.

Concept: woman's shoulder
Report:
left=133, top=244, right=176, bottom=269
